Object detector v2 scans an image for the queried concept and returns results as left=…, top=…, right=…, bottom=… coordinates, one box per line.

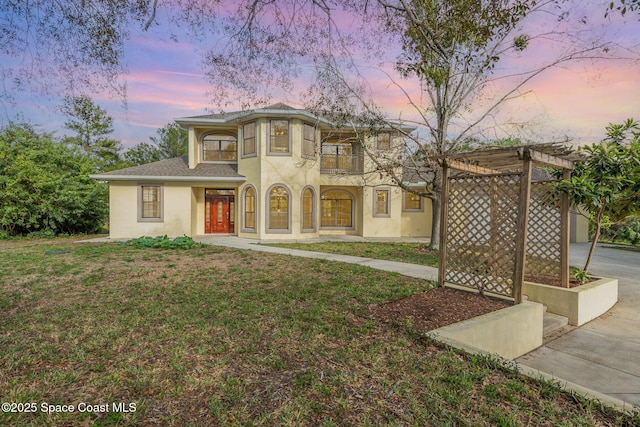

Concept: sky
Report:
left=1, top=1, right=639, bottom=149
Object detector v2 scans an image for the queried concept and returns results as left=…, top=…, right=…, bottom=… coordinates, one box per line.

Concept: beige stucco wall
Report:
left=428, top=301, right=544, bottom=360
left=360, top=186, right=402, bottom=238
left=401, top=197, right=433, bottom=237
left=523, top=277, right=618, bottom=326
left=255, top=118, right=322, bottom=240
left=108, top=181, right=195, bottom=239
left=570, top=208, right=589, bottom=243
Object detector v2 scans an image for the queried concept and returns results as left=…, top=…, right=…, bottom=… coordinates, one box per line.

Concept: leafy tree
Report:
left=556, top=119, right=640, bottom=273
left=601, top=216, right=640, bottom=245
left=605, top=0, right=639, bottom=18
left=151, top=122, right=188, bottom=159
left=0, top=124, right=108, bottom=236
left=61, top=95, right=123, bottom=170
left=124, top=122, right=187, bottom=166
left=124, top=142, right=163, bottom=166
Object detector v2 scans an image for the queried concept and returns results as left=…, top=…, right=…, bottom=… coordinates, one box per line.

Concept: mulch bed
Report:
left=526, top=275, right=586, bottom=288
left=370, top=287, right=511, bottom=332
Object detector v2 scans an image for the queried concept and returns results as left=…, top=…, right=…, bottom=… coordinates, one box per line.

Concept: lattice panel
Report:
left=445, top=174, right=520, bottom=297
left=525, top=181, right=561, bottom=281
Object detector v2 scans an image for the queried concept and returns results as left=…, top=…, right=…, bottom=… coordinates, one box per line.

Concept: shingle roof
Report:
left=175, top=103, right=323, bottom=124
left=91, top=157, right=246, bottom=182
left=175, top=102, right=417, bottom=133
left=402, top=165, right=435, bottom=185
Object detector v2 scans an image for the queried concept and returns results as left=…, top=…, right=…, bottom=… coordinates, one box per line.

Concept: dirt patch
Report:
left=370, top=287, right=511, bottom=332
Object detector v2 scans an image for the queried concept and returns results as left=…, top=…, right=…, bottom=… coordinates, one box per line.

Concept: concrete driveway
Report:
left=517, top=243, right=640, bottom=409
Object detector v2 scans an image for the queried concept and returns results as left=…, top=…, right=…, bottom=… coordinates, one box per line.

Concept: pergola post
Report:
left=560, top=168, right=571, bottom=287
left=438, top=161, right=450, bottom=288
left=513, top=150, right=533, bottom=304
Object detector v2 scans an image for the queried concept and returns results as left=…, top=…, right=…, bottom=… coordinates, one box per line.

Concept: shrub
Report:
left=0, top=124, right=108, bottom=236
left=123, top=235, right=202, bottom=249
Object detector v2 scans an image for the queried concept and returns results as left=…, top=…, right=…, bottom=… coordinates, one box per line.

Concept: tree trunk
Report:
left=429, top=188, right=442, bottom=250
left=428, top=165, right=443, bottom=250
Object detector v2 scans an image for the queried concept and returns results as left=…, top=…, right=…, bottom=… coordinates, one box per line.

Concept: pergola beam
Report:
left=446, top=159, right=501, bottom=175
left=527, top=149, right=574, bottom=170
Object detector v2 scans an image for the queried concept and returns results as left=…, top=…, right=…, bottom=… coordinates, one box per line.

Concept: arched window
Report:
left=267, top=185, right=290, bottom=232
left=243, top=185, right=256, bottom=232
left=301, top=187, right=315, bottom=231
left=202, top=134, right=237, bottom=161
left=321, top=190, right=353, bottom=228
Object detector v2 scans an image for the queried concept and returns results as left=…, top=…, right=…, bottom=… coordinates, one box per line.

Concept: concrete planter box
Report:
left=427, top=301, right=544, bottom=360
left=523, top=277, right=618, bottom=326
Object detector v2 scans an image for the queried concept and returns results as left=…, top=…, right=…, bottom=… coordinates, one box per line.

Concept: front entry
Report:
left=205, top=193, right=235, bottom=234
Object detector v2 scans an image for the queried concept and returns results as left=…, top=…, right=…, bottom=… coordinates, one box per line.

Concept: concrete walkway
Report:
left=517, top=243, right=640, bottom=410
left=193, top=236, right=640, bottom=411
left=193, top=236, right=439, bottom=282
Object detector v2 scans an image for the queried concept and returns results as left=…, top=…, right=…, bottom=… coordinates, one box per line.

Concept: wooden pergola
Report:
left=437, top=144, right=581, bottom=303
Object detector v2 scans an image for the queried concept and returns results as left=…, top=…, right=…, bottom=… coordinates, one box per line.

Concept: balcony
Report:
left=320, top=153, right=364, bottom=174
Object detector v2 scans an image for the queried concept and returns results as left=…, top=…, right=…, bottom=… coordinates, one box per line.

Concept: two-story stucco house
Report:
left=92, top=103, right=433, bottom=240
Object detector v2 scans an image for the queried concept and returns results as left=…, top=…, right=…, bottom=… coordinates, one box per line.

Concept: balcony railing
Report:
left=320, top=153, right=364, bottom=174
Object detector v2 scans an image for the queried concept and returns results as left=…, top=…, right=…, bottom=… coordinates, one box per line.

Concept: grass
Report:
left=267, top=241, right=440, bottom=267
left=601, top=242, right=640, bottom=253
left=1, top=237, right=638, bottom=426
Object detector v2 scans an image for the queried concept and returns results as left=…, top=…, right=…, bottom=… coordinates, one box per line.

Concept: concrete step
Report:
left=543, top=312, right=569, bottom=337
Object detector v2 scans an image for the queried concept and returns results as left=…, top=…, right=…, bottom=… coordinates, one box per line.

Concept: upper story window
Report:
left=376, top=132, right=392, bottom=151
left=321, top=142, right=352, bottom=170
left=202, top=134, right=237, bottom=162
left=302, top=123, right=316, bottom=158
left=320, top=134, right=362, bottom=173
left=268, top=119, right=290, bottom=155
left=242, top=122, right=256, bottom=157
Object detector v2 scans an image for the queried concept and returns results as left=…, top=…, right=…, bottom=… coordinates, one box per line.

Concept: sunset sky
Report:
left=2, top=1, right=639, bottom=149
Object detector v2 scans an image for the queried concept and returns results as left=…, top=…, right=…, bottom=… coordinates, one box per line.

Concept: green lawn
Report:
left=0, top=238, right=636, bottom=426
left=602, top=242, right=640, bottom=253
left=267, top=241, right=440, bottom=267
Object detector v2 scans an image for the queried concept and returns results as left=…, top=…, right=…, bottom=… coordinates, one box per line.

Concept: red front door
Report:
left=205, top=195, right=235, bottom=234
